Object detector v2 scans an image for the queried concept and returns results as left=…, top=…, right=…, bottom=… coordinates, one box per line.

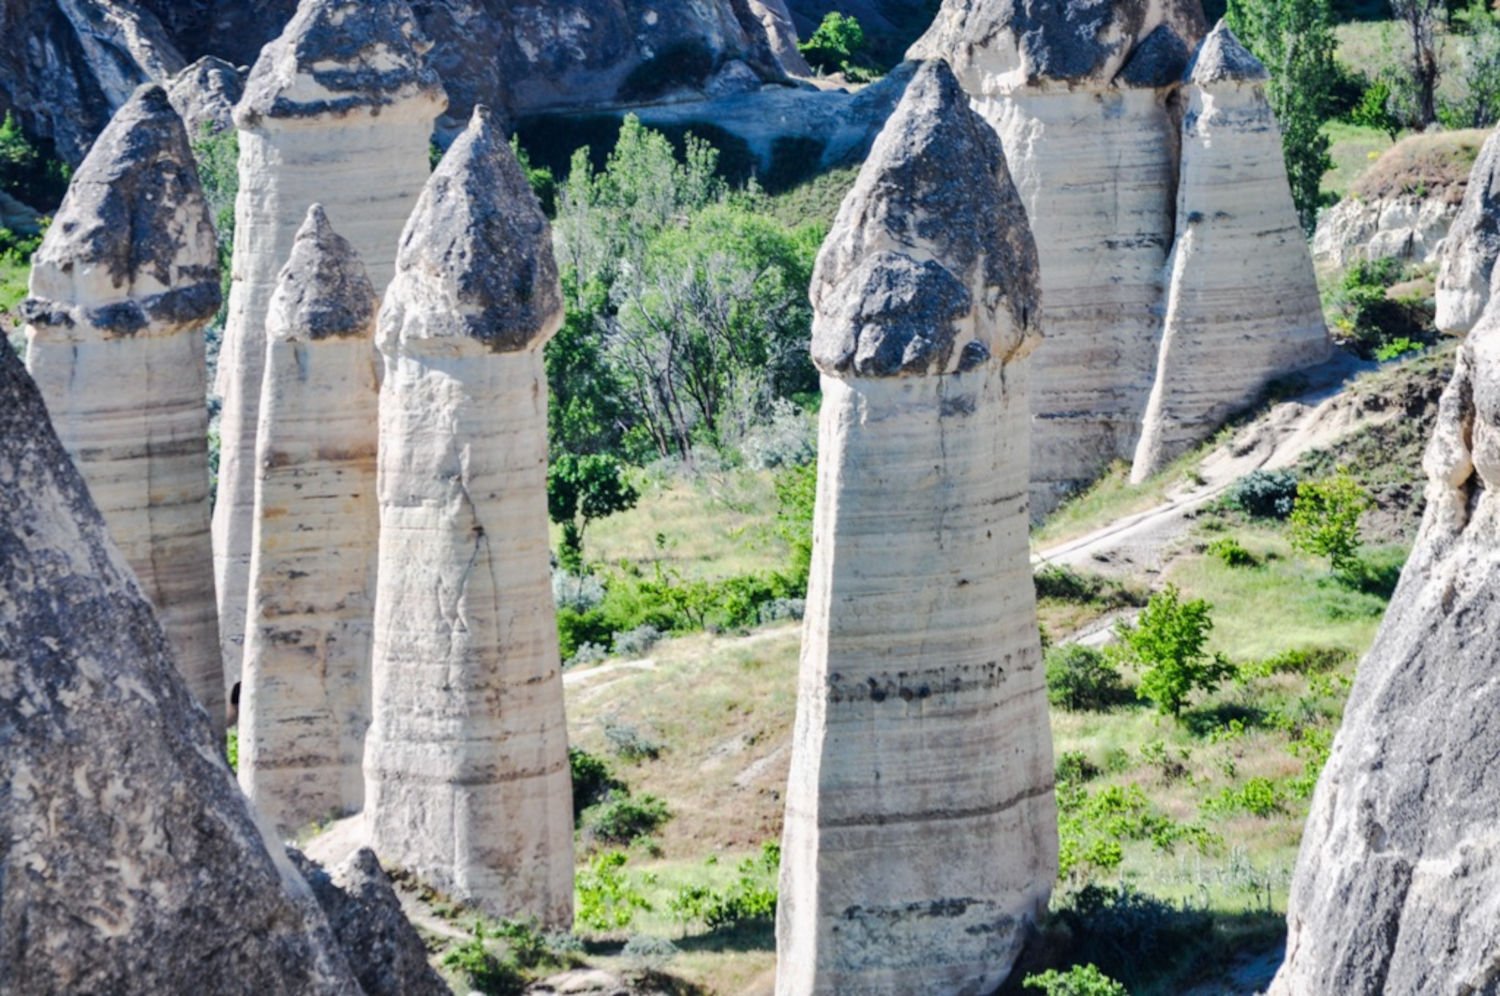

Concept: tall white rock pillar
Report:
left=776, top=61, right=1057, bottom=996
left=364, top=107, right=573, bottom=925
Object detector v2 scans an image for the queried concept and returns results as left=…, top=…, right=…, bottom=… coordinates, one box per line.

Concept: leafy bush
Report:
left=576, top=851, right=652, bottom=931
left=612, top=623, right=662, bottom=658
left=620, top=934, right=679, bottom=972
left=1202, top=777, right=1287, bottom=818
left=585, top=794, right=672, bottom=845
left=226, top=728, right=239, bottom=773
left=1289, top=471, right=1372, bottom=579
left=1223, top=469, right=1299, bottom=520
left=1206, top=536, right=1258, bottom=567
left=1348, top=78, right=1401, bottom=138
left=1023, top=964, right=1130, bottom=996
left=1117, top=586, right=1236, bottom=717
left=1050, top=884, right=1218, bottom=991
left=670, top=842, right=780, bottom=933
left=1375, top=336, right=1426, bottom=361
left=799, top=13, right=868, bottom=74
left=548, top=453, right=639, bottom=572
left=1057, top=783, right=1219, bottom=879
left=442, top=922, right=527, bottom=995
left=553, top=570, right=605, bottom=613
left=569, top=747, right=623, bottom=820
left=1055, top=750, right=1101, bottom=785
left=1329, top=257, right=1433, bottom=359
left=1045, top=645, right=1129, bottom=711
left=603, top=718, right=663, bottom=761
left=1034, top=565, right=1147, bottom=608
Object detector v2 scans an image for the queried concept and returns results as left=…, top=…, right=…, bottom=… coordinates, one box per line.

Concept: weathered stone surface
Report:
left=364, top=107, right=573, bottom=924
left=166, top=54, right=245, bottom=137
left=777, top=60, right=1055, bottom=996
left=1131, top=23, right=1330, bottom=480
left=1436, top=126, right=1500, bottom=333
left=57, top=0, right=186, bottom=113
left=750, top=0, right=812, bottom=76
left=212, top=0, right=444, bottom=702
left=0, top=333, right=362, bottom=995
left=290, top=847, right=451, bottom=996
left=1314, top=194, right=1458, bottom=267
left=23, top=83, right=225, bottom=734
left=1269, top=266, right=1500, bottom=996
left=239, top=205, right=380, bottom=833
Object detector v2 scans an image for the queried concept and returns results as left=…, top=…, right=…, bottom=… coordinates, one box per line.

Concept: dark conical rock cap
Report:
left=383, top=105, right=563, bottom=353
left=237, top=0, right=445, bottom=125
left=268, top=205, right=378, bottom=342
left=1187, top=20, right=1268, bottom=86
left=22, top=83, right=220, bottom=336
left=810, top=59, right=1040, bottom=378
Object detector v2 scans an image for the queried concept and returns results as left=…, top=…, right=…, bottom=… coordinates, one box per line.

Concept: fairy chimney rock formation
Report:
left=1435, top=125, right=1500, bottom=333
left=364, top=106, right=573, bottom=925
left=213, top=0, right=445, bottom=700
left=238, top=205, right=380, bottom=833
left=0, top=334, right=363, bottom=995
left=777, top=60, right=1057, bottom=996
left=1131, top=23, right=1330, bottom=480
left=912, top=1, right=1331, bottom=512
left=22, top=83, right=225, bottom=734
left=1270, top=262, right=1500, bottom=995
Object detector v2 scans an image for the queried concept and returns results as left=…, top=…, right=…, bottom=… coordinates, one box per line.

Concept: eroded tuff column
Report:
left=22, top=83, right=224, bottom=734
left=238, top=205, right=380, bottom=833
left=364, top=107, right=573, bottom=924
left=912, top=0, right=1207, bottom=512
left=1435, top=125, right=1500, bottom=333
left=1131, top=23, right=1330, bottom=480
left=1269, top=262, right=1500, bottom=996
left=213, top=0, right=445, bottom=697
left=776, top=61, right=1056, bottom=995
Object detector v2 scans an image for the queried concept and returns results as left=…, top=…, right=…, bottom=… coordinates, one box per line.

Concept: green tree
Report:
left=1391, top=0, right=1443, bottom=126
left=1227, top=0, right=1337, bottom=233
left=1046, top=644, right=1129, bottom=711
left=799, top=13, right=867, bottom=74
left=547, top=453, right=640, bottom=573
left=1023, top=964, right=1130, bottom=996
left=1117, top=585, right=1235, bottom=716
left=1289, top=470, right=1371, bottom=578
left=1446, top=0, right=1500, bottom=127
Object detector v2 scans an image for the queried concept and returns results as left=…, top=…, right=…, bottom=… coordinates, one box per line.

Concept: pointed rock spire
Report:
left=23, top=83, right=225, bottom=734
left=238, top=204, right=380, bottom=834
left=777, top=58, right=1054, bottom=996
left=1187, top=19, right=1269, bottom=85
left=1436, top=126, right=1500, bottom=333
left=364, top=105, right=572, bottom=924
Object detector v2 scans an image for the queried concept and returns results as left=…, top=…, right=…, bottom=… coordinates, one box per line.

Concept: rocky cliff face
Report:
left=911, top=3, right=1331, bottom=513
left=364, top=107, right=574, bottom=925
left=238, top=205, right=381, bottom=834
left=776, top=60, right=1055, bottom=995
left=1436, top=126, right=1500, bottom=334
left=23, top=83, right=225, bottom=734
left=0, top=333, right=363, bottom=994
left=1269, top=264, right=1500, bottom=995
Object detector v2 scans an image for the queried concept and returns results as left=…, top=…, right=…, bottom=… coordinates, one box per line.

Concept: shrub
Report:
left=1202, top=777, right=1287, bottom=818
left=612, top=623, right=662, bottom=658
left=442, top=922, right=527, bottom=995
left=1289, top=471, right=1372, bottom=579
left=576, top=851, right=652, bottom=931
left=1117, top=585, right=1236, bottom=717
left=585, top=794, right=672, bottom=845
left=620, top=934, right=679, bottom=972
left=1051, top=884, right=1216, bottom=991
left=799, top=13, right=867, bottom=74
left=1034, top=565, right=1146, bottom=608
left=1375, top=336, right=1425, bottom=361
left=670, top=842, right=779, bottom=933
left=1223, top=469, right=1299, bottom=519
left=548, top=453, right=639, bottom=572
left=1329, top=258, right=1433, bottom=359
left=1055, top=750, right=1101, bottom=785
left=603, top=719, right=663, bottom=761
left=1206, top=536, right=1257, bottom=567
left=553, top=570, right=605, bottom=613
left=569, top=747, right=623, bottom=820
left=1023, top=964, right=1130, bottom=996
left=1045, top=644, right=1129, bottom=711
left=1057, top=783, right=1218, bottom=879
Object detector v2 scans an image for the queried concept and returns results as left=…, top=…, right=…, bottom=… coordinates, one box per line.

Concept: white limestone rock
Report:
left=23, top=83, right=225, bottom=734
left=166, top=55, right=245, bottom=138
left=1269, top=264, right=1500, bottom=995
left=1131, top=23, right=1330, bottom=480
left=364, top=107, right=573, bottom=925
left=0, top=333, right=362, bottom=995
left=238, top=205, right=380, bottom=834
left=777, top=60, right=1055, bottom=996
left=212, top=0, right=445, bottom=702
left=750, top=0, right=813, bottom=76
left=1314, top=195, right=1457, bottom=267
left=1435, top=125, right=1500, bottom=333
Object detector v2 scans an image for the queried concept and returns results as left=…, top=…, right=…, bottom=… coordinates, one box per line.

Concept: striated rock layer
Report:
left=0, top=334, right=362, bottom=994
left=1435, top=126, right=1500, bottom=333
left=364, top=107, right=573, bottom=924
left=1269, top=265, right=1500, bottom=995
left=776, top=61, right=1056, bottom=995
left=238, top=205, right=380, bottom=833
left=911, top=4, right=1330, bottom=512
left=1131, top=23, right=1330, bottom=479
left=212, top=0, right=445, bottom=699
left=23, top=84, right=225, bottom=734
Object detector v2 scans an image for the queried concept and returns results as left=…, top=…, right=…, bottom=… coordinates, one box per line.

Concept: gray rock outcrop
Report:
left=212, top=0, right=445, bottom=702
left=1269, top=263, right=1500, bottom=995
left=166, top=54, right=245, bottom=137
left=0, top=334, right=362, bottom=994
left=290, top=848, right=452, bottom=996
left=911, top=5, right=1331, bottom=512
left=22, top=83, right=225, bottom=734
left=238, top=205, right=380, bottom=833
left=364, top=107, right=574, bottom=924
left=1131, top=23, right=1330, bottom=479
left=1436, top=126, right=1500, bottom=333
left=776, top=60, right=1056, bottom=995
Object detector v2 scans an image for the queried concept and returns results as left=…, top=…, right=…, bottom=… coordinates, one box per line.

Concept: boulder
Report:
left=1269, top=261, right=1500, bottom=995
left=166, top=54, right=245, bottom=138
left=776, top=60, right=1055, bottom=995
left=364, top=106, right=574, bottom=924
left=238, top=205, right=380, bottom=833
left=212, top=0, right=445, bottom=702
left=23, top=83, right=225, bottom=734
left=0, top=334, right=361, bottom=994
left=1436, top=125, right=1500, bottom=333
